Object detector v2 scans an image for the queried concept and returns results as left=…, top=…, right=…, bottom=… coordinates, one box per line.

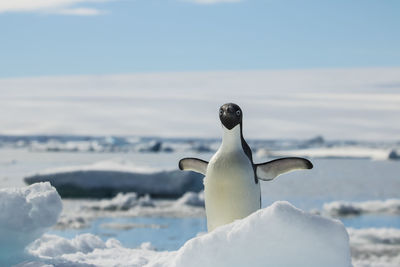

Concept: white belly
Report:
left=204, top=149, right=261, bottom=232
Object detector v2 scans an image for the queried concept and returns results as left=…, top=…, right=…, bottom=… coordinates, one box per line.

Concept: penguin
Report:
left=179, top=103, right=313, bottom=231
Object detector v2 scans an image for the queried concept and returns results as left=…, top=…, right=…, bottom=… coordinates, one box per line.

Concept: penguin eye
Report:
left=219, top=109, right=223, bottom=116
left=236, top=110, right=241, bottom=116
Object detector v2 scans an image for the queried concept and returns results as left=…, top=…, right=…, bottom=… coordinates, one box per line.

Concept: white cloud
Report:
left=0, top=0, right=241, bottom=15
left=57, top=7, right=105, bottom=16
left=0, top=0, right=109, bottom=16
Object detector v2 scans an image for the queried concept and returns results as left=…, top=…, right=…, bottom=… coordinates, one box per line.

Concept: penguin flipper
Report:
left=179, top=158, right=208, bottom=175
left=255, top=157, right=313, bottom=181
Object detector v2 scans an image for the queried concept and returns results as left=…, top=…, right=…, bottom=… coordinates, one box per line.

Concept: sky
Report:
left=0, top=0, right=399, bottom=77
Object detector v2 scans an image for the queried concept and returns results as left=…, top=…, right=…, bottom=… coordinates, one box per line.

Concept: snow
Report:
left=167, top=201, right=351, bottom=267
left=83, top=192, right=155, bottom=211
left=56, top=193, right=205, bottom=230
left=349, top=228, right=400, bottom=267
left=0, top=182, right=62, bottom=265
left=24, top=159, right=204, bottom=198
left=324, top=199, right=400, bottom=216
left=174, top=191, right=205, bottom=207
left=259, top=146, right=390, bottom=160
left=28, top=234, right=120, bottom=258
left=1, top=68, right=400, bottom=141
left=21, top=201, right=351, bottom=267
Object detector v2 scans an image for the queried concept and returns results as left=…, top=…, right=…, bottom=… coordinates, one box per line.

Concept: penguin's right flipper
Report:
left=179, top=158, right=208, bottom=175
left=255, top=157, right=313, bottom=181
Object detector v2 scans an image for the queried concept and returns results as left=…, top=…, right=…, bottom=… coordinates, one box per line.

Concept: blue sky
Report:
left=0, top=0, right=399, bottom=78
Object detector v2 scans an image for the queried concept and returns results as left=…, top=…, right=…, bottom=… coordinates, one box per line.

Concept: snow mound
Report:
left=349, top=228, right=400, bottom=267
left=0, top=182, right=62, bottom=264
left=26, top=234, right=170, bottom=266
left=25, top=201, right=351, bottom=267
left=24, top=160, right=204, bottom=198
left=324, top=199, right=400, bottom=216
left=167, top=201, right=351, bottom=267
left=28, top=234, right=121, bottom=258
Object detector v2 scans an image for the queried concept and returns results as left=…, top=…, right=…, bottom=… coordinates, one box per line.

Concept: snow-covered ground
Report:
left=1, top=68, right=400, bottom=141
left=2, top=183, right=352, bottom=267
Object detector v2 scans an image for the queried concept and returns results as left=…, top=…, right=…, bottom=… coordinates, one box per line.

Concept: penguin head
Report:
left=219, top=103, right=242, bottom=130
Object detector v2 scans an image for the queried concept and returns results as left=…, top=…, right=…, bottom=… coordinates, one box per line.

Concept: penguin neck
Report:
left=221, top=124, right=243, bottom=152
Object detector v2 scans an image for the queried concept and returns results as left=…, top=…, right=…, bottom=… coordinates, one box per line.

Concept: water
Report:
left=340, top=214, right=400, bottom=229
left=50, top=217, right=207, bottom=251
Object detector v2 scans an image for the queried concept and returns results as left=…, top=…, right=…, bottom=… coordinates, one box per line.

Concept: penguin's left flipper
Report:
left=255, top=157, right=313, bottom=181
left=179, top=158, right=208, bottom=175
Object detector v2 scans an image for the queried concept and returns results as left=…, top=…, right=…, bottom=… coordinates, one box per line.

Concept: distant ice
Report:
left=83, top=192, right=155, bottom=211
left=1, top=68, right=400, bottom=141
left=24, top=159, right=204, bottom=198
left=57, top=192, right=205, bottom=230
left=0, top=182, right=62, bottom=265
left=258, top=146, right=391, bottom=160
left=174, top=191, right=205, bottom=207
left=388, top=149, right=400, bottom=160
left=350, top=228, right=400, bottom=267
left=22, top=201, right=351, bottom=267
left=324, top=199, right=400, bottom=216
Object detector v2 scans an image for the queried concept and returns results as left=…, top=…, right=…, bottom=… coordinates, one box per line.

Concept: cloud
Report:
left=0, top=0, right=241, bottom=15
left=57, top=7, right=105, bottom=16
left=0, top=0, right=109, bottom=16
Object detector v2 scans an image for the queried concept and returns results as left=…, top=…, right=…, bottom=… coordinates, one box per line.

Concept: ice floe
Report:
left=324, top=199, right=400, bottom=216
left=24, top=159, right=204, bottom=198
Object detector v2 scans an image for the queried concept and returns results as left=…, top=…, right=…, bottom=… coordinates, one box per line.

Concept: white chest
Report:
left=203, top=125, right=261, bottom=231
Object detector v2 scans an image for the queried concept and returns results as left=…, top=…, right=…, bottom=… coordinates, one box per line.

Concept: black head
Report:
left=219, top=103, right=243, bottom=130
